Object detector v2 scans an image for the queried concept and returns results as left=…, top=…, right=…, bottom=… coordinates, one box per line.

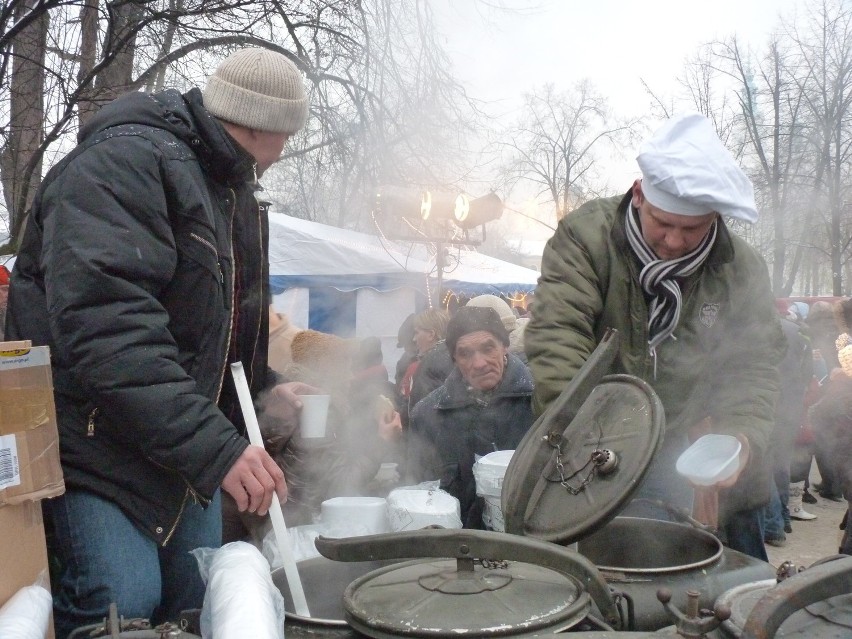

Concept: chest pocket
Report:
left=160, top=226, right=228, bottom=376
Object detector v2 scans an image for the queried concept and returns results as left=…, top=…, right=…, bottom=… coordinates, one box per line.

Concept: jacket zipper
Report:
left=145, top=454, right=208, bottom=545
left=248, top=176, right=265, bottom=386
left=162, top=486, right=191, bottom=546
left=189, top=232, right=223, bottom=283
left=214, top=189, right=237, bottom=404
left=87, top=407, right=99, bottom=436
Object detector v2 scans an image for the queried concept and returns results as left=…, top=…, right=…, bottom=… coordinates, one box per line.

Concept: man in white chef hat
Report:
left=525, top=113, right=786, bottom=561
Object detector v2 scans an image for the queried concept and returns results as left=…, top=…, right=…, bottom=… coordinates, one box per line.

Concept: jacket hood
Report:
left=78, top=88, right=256, bottom=185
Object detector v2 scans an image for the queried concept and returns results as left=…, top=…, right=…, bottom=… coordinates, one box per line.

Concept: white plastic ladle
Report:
left=230, top=362, right=310, bottom=617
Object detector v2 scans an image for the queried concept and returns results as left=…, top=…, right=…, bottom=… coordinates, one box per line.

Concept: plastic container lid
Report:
left=675, top=434, right=742, bottom=486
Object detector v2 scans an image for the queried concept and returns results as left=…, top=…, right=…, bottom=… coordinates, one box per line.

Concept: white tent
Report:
left=266, top=213, right=540, bottom=370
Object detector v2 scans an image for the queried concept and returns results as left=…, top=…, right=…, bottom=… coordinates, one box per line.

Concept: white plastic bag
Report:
left=0, top=571, right=52, bottom=639
left=192, top=542, right=286, bottom=639
left=263, top=523, right=324, bottom=566
left=386, top=481, right=462, bottom=531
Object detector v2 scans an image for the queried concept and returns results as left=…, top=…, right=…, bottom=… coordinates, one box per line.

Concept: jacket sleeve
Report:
left=525, top=215, right=604, bottom=415
left=39, top=135, right=245, bottom=499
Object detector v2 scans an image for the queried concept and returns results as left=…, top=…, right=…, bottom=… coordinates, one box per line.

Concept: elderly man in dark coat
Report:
left=408, top=306, right=535, bottom=529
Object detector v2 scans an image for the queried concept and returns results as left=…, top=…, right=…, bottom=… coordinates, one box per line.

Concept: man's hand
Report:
left=691, top=433, right=750, bottom=529
left=221, top=445, right=288, bottom=516
left=262, top=381, right=319, bottom=423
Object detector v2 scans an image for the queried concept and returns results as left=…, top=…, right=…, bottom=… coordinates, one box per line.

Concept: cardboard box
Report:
left=0, top=341, right=65, bottom=505
left=0, top=500, right=54, bottom=638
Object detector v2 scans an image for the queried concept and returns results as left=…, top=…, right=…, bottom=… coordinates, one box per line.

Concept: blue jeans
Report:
left=763, top=481, right=786, bottom=540
left=45, top=489, right=221, bottom=639
left=721, top=507, right=768, bottom=562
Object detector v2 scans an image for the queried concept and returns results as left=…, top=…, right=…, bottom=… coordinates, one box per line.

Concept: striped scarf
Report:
left=625, top=203, right=717, bottom=360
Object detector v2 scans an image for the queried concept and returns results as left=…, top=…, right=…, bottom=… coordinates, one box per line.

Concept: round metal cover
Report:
left=502, top=373, right=663, bottom=545
left=341, top=558, right=590, bottom=639
left=718, top=579, right=852, bottom=637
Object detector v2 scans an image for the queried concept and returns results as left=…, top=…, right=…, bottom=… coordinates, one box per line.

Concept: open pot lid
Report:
left=315, top=528, right=623, bottom=636
left=502, top=329, right=664, bottom=545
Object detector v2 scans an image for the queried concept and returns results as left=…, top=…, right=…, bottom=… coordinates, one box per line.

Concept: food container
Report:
left=675, top=434, right=742, bottom=486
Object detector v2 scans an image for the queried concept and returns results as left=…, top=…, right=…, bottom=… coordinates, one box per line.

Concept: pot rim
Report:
left=581, top=517, right=724, bottom=574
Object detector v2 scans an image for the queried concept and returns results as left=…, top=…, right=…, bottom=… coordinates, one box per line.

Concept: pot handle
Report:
left=315, top=528, right=622, bottom=630
left=740, top=554, right=852, bottom=639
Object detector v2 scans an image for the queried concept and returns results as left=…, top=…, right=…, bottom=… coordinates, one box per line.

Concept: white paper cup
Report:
left=298, top=394, right=331, bottom=438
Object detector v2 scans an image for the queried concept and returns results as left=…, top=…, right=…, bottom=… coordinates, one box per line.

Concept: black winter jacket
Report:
left=408, top=354, right=535, bottom=528
left=8, top=88, right=274, bottom=545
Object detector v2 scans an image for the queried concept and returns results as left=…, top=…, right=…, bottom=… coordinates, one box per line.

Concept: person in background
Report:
left=402, top=308, right=451, bottom=418
left=763, top=312, right=812, bottom=547
left=267, top=304, right=302, bottom=374
left=408, top=306, right=535, bottom=528
left=394, top=313, right=417, bottom=425
left=810, top=302, right=852, bottom=554
left=525, top=113, right=786, bottom=561
left=351, top=335, right=395, bottom=403
left=252, top=329, right=402, bottom=531
left=0, top=264, right=9, bottom=341
left=7, top=47, right=310, bottom=636
left=465, top=293, right=528, bottom=364
left=802, top=300, right=844, bottom=502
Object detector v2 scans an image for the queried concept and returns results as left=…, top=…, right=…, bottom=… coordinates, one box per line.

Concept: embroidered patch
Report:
left=699, top=303, right=720, bottom=328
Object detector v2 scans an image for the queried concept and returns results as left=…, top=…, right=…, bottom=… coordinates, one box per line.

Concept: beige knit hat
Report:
left=203, top=48, right=308, bottom=134
left=466, top=294, right=518, bottom=332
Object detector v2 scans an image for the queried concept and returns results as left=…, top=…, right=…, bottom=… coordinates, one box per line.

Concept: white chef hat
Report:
left=637, top=113, right=758, bottom=224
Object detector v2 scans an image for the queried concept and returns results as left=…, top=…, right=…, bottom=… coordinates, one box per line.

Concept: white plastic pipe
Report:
left=230, top=362, right=310, bottom=617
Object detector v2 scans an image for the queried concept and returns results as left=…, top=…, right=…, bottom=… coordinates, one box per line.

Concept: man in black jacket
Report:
left=7, top=47, right=309, bottom=637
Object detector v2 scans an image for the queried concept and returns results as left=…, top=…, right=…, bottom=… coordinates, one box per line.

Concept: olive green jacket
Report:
left=526, top=191, right=786, bottom=460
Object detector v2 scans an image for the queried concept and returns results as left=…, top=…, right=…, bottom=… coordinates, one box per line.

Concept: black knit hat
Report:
left=445, top=306, right=510, bottom=357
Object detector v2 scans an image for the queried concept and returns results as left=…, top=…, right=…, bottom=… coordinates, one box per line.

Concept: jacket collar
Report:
left=183, top=88, right=257, bottom=187
left=435, top=353, right=533, bottom=409
left=614, top=188, right=735, bottom=268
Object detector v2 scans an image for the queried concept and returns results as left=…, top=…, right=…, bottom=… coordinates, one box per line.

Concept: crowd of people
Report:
left=3, top=44, right=850, bottom=638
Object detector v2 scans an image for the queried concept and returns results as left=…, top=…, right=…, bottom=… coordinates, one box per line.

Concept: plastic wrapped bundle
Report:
left=386, top=482, right=462, bottom=531
left=473, top=450, right=515, bottom=531
left=0, top=582, right=52, bottom=639
left=193, top=541, right=286, bottom=639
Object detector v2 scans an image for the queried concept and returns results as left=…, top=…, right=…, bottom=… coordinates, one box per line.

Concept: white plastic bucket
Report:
left=473, top=450, right=515, bottom=531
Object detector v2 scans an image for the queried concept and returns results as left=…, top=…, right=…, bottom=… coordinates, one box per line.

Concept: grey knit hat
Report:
left=203, top=48, right=308, bottom=134
left=446, top=306, right=510, bottom=358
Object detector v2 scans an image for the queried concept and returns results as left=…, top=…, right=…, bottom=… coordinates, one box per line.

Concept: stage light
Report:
left=421, top=190, right=457, bottom=221
left=454, top=192, right=503, bottom=229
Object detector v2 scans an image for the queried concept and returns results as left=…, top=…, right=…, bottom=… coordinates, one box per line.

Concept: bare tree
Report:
left=498, top=80, right=639, bottom=223
left=0, top=0, right=480, bottom=246
left=789, top=0, right=852, bottom=295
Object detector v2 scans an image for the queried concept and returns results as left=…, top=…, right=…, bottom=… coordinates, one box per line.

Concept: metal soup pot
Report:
left=273, top=555, right=398, bottom=627
left=575, top=516, right=773, bottom=631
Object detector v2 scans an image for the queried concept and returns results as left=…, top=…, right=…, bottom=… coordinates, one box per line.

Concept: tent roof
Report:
left=267, top=213, right=539, bottom=296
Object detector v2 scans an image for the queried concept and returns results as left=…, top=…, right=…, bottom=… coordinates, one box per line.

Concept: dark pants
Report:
left=45, top=489, right=221, bottom=639
left=721, top=507, right=768, bottom=562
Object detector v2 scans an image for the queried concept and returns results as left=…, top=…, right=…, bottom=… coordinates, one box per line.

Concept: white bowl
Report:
left=675, top=434, right=742, bottom=486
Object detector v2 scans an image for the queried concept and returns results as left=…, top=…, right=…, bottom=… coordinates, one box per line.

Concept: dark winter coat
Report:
left=7, top=88, right=274, bottom=545
left=408, top=340, right=454, bottom=419
left=408, top=354, right=535, bottom=528
left=810, top=375, right=852, bottom=499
